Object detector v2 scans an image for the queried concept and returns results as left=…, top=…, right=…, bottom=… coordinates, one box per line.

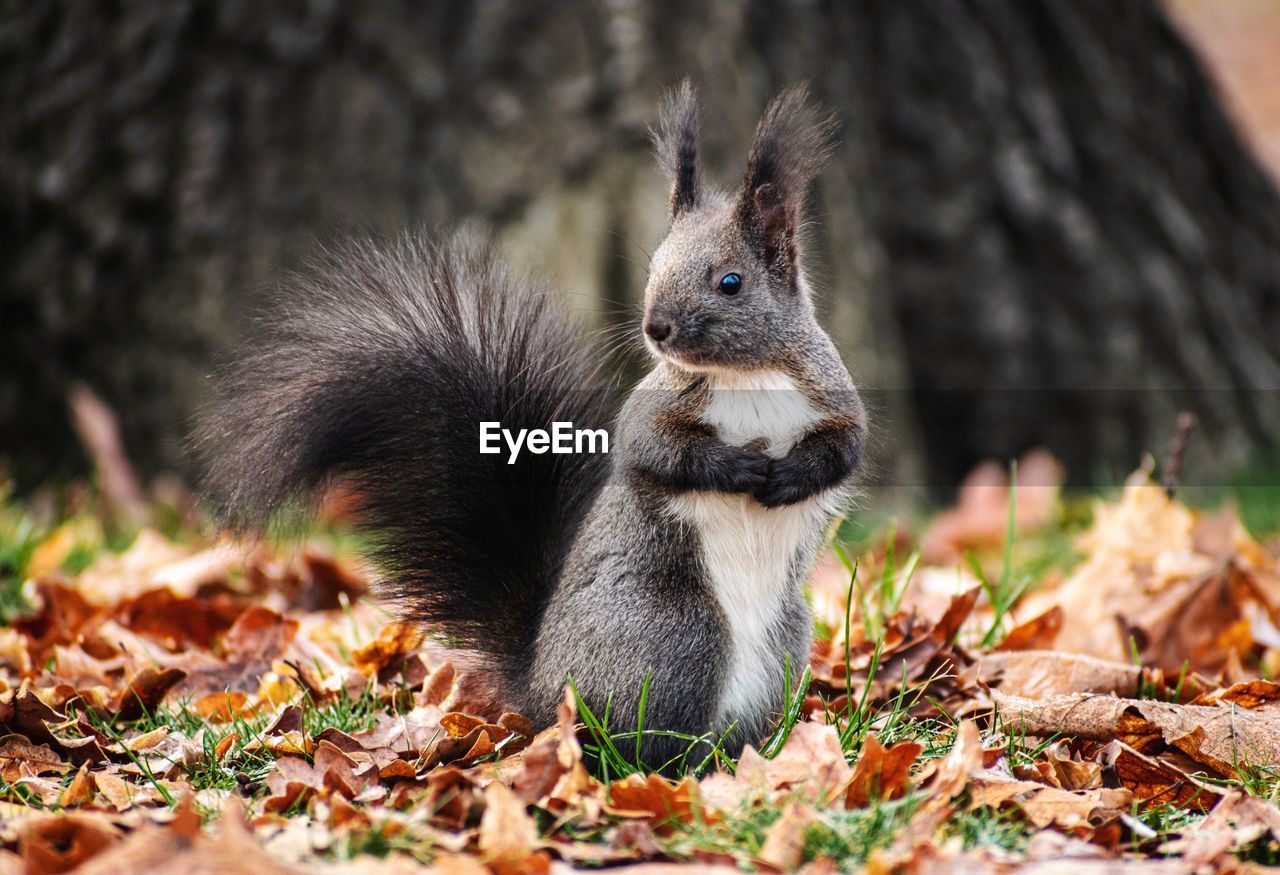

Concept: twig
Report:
left=68, top=382, right=149, bottom=528
left=1162, top=411, right=1198, bottom=499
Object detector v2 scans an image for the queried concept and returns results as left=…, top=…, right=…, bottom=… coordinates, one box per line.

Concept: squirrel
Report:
left=199, top=82, right=865, bottom=770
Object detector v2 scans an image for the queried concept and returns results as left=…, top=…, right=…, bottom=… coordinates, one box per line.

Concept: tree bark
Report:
left=2, top=0, right=1277, bottom=491
left=863, top=0, right=1280, bottom=488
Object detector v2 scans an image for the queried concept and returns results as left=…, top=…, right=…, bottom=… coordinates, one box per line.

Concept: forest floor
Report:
left=1, top=453, right=1279, bottom=874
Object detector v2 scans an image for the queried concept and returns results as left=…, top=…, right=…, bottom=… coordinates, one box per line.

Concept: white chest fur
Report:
left=669, top=371, right=839, bottom=729
left=699, top=370, right=821, bottom=459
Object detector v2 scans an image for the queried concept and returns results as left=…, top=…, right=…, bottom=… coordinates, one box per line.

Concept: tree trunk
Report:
left=863, top=1, right=1280, bottom=489
left=3, top=0, right=1277, bottom=491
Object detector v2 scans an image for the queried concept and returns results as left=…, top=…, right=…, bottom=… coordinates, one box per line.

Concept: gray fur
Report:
left=200, top=86, right=863, bottom=773
left=529, top=85, right=863, bottom=768
left=652, top=79, right=701, bottom=218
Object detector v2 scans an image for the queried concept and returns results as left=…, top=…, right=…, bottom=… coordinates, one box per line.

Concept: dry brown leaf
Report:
left=976, top=651, right=1141, bottom=698
left=326, top=793, right=372, bottom=833
left=440, top=712, right=485, bottom=737
left=421, top=661, right=456, bottom=706
left=994, top=690, right=1280, bottom=777
left=265, top=738, right=380, bottom=806
left=94, top=771, right=163, bottom=811
left=845, top=734, right=921, bottom=808
left=738, top=721, right=854, bottom=801
left=0, top=734, right=67, bottom=782
left=74, top=798, right=303, bottom=874
left=1043, top=742, right=1103, bottom=790
left=965, top=774, right=1131, bottom=829
left=123, top=726, right=169, bottom=753
left=1126, top=563, right=1264, bottom=675
left=509, top=692, right=597, bottom=815
left=114, top=589, right=245, bottom=650
left=478, top=780, right=550, bottom=875
left=996, top=607, right=1064, bottom=652
left=178, top=607, right=298, bottom=696
left=606, top=773, right=706, bottom=832
left=51, top=644, right=116, bottom=687
left=295, top=549, right=369, bottom=611
left=1160, top=791, right=1280, bottom=861
left=194, top=691, right=251, bottom=722
left=75, top=531, right=237, bottom=607
left=922, top=719, right=986, bottom=808
left=19, top=813, right=120, bottom=874
left=57, top=762, right=95, bottom=807
left=351, top=622, right=423, bottom=677
left=1193, top=678, right=1280, bottom=709
left=1100, top=741, right=1224, bottom=811
left=112, top=666, right=185, bottom=720
left=920, top=450, right=1064, bottom=565
left=1016, top=469, right=1280, bottom=674
left=758, top=801, right=817, bottom=870
left=0, top=627, right=33, bottom=675
left=14, top=582, right=100, bottom=662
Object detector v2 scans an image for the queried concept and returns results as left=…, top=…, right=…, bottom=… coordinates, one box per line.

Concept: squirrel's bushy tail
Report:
left=198, top=233, right=615, bottom=684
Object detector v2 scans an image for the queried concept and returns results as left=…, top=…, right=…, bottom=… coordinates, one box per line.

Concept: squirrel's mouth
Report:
left=646, top=338, right=718, bottom=373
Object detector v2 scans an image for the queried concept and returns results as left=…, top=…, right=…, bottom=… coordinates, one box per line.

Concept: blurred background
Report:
left=3, top=0, right=1279, bottom=502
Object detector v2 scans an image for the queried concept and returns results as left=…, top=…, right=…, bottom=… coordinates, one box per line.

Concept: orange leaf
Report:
left=195, top=691, right=251, bottom=723
left=58, top=762, right=95, bottom=808
left=351, top=622, right=423, bottom=676
left=846, top=734, right=922, bottom=808
left=996, top=607, right=1064, bottom=652
left=605, top=773, right=708, bottom=832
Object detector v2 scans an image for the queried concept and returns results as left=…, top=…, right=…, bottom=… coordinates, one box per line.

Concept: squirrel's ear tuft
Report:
left=735, top=84, right=838, bottom=276
left=652, top=79, right=701, bottom=219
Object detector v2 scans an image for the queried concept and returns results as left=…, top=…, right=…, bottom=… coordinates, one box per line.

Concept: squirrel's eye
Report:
left=717, top=272, right=743, bottom=295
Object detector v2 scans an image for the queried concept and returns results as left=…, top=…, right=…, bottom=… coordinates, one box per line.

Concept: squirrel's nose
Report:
left=644, top=318, right=673, bottom=343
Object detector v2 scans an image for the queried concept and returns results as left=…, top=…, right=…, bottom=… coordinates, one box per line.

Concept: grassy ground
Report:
left=0, top=470, right=1278, bottom=872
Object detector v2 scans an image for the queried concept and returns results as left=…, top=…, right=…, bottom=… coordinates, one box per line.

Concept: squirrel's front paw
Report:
left=717, top=446, right=770, bottom=494
left=753, top=458, right=815, bottom=508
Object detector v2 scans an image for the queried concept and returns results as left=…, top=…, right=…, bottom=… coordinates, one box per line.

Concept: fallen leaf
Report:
left=294, top=549, right=369, bottom=611
left=758, top=801, right=817, bottom=870
left=112, top=666, right=185, bottom=720
left=421, top=661, right=456, bottom=706
left=19, top=813, right=120, bottom=873
left=976, top=651, right=1142, bottom=698
left=15, top=582, right=100, bottom=662
left=1043, top=741, right=1103, bottom=791
left=1192, top=678, right=1280, bottom=709
left=738, top=721, right=853, bottom=801
left=194, top=691, right=251, bottom=722
left=0, top=734, right=68, bottom=782
left=921, top=450, right=1063, bottom=565
left=170, top=607, right=297, bottom=698
left=58, top=762, right=95, bottom=807
left=478, top=780, right=549, bottom=875
left=1016, top=469, right=1280, bottom=674
left=352, top=622, right=423, bottom=677
left=966, top=774, right=1131, bottom=829
left=1100, top=741, right=1223, bottom=811
left=114, top=589, right=245, bottom=650
left=845, top=734, right=921, bottom=807
left=996, top=607, right=1064, bottom=651
left=1161, top=791, right=1280, bottom=861
left=606, top=773, right=706, bottom=832
left=74, top=798, right=303, bottom=874
left=922, top=719, right=986, bottom=807
left=994, top=690, right=1280, bottom=778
